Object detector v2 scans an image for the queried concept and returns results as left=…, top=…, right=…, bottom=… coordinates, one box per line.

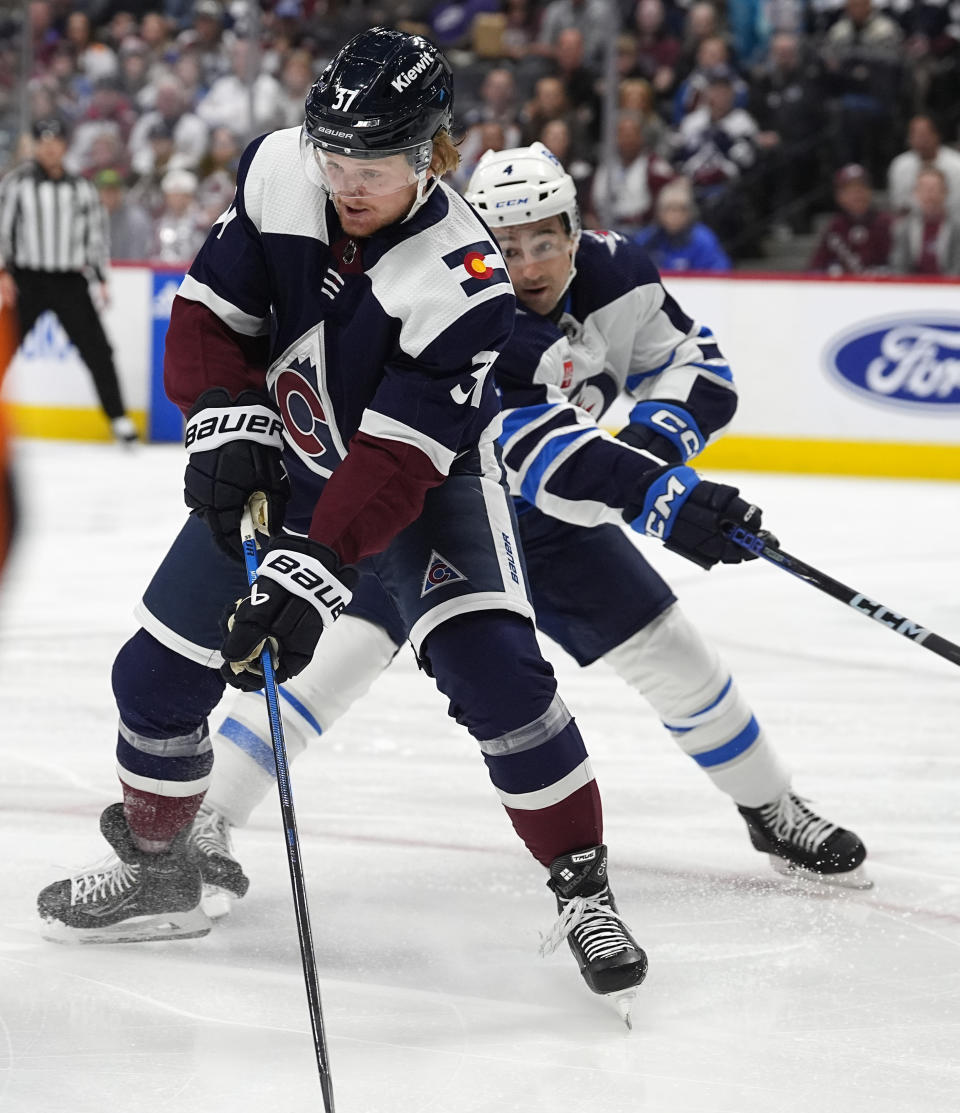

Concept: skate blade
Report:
left=41, top=905, right=213, bottom=945
left=769, top=855, right=874, bottom=890
left=609, top=989, right=637, bottom=1031
left=201, top=885, right=234, bottom=921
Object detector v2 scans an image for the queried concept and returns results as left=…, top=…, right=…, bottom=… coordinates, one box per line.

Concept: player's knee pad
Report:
left=112, top=628, right=224, bottom=738
left=422, top=610, right=561, bottom=740
left=603, top=603, right=728, bottom=721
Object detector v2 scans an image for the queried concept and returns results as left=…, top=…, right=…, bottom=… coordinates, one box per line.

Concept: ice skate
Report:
left=540, top=844, right=647, bottom=1027
left=187, top=803, right=250, bottom=919
left=38, top=803, right=211, bottom=943
left=738, top=791, right=872, bottom=889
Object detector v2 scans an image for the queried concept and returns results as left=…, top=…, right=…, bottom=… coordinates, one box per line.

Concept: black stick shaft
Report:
left=241, top=510, right=335, bottom=1110
left=727, top=527, right=960, bottom=669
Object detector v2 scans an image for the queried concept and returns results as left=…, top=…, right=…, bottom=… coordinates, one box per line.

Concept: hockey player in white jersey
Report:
left=37, top=32, right=656, bottom=1017
left=189, top=142, right=869, bottom=924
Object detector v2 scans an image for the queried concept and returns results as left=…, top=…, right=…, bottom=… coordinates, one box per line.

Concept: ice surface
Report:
left=1, top=441, right=959, bottom=1113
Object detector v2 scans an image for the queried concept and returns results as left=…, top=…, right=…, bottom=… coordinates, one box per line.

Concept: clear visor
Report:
left=300, top=129, right=429, bottom=199
left=495, top=222, right=573, bottom=268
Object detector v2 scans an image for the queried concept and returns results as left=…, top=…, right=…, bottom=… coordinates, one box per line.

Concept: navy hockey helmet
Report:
left=303, top=26, right=453, bottom=172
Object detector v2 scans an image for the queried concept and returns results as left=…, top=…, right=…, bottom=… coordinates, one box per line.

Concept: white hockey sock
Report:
left=205, top=615, right=400, bottom=826
left=603, top=604, right=790, bottom=808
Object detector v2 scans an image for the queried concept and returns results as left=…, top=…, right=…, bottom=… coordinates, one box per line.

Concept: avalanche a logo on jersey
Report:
left=442, top=240, right=508, bottom=297
left=420, top=550, right=467, bottom=597
left=268, top=324, right=348, bottom=478
left=826, top=316, right=960, bottom=412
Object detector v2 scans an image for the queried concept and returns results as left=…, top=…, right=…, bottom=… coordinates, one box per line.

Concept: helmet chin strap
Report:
left=401, top=169, right=437, bottom=222
left=552, top=234, right=580, bottom=309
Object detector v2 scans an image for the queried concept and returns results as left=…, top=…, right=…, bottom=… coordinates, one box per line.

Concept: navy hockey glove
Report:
left=183, top=388, right=289, bottom=560
left=625, top=465, right=763, bottom=570
left=616, top=401, right=704, bottom=464
left=220, top=536, right=357, bottom=690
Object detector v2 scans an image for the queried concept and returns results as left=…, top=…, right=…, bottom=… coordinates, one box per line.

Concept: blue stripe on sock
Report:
left=278, top=686, right=324, bottom=735
left=219, top=716, right=277, bottom=777
left=691, top=716, right=760, bottom=768
left=664, top=677, right=733, bottom=733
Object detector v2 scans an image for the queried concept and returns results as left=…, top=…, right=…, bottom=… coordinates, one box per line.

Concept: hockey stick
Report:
left=726, top=526, right=960, bottom=669
left=240, top=496, right=336, bottom=1112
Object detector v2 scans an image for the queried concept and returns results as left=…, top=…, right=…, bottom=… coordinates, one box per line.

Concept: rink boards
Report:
left=3, top=264, right=959, bottom=479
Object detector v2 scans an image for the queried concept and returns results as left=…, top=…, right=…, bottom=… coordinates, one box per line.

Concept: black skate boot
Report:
left=187, top=803, right=250, bottom=919
left=38, top=803, right=211, bottom=943
left=737, top=791, right=872, bottom=889
left=540, top=844, right=647, bottom=1027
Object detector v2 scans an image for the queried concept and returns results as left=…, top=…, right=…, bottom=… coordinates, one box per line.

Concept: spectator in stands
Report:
left=822, top=0, right=906, bottom=184
left=807, top=164, right=892, bottom=275
left=889, top=166, right=960, bottom=276
left=750, top=31, right=827, bottom=233
left=96, top=167, right=153, bottom=262
left=634, top=175, right=732, bottom=271
left=117, top=39, right=153, bottom=108
left=588, top=110, right=674, bottom=234
left=499, top=0, right=542, bottom=61
left=196, top=125, right=240, bottom=225
left=549, top=28, right=601, bottom=143
left=449, top=121, right=508, bottom=193
left=129, top=76, right=209, bottom=176
left=150, top=168, right=206, bottom=265
left=65, top=11, right=118, bottom=84
left=65, top=76, right=137, bottom=178
left=631, top=0, right=682, bottom=98
left=275, top=49, right=316, bottom=130
left=539, top=116, right=594, bottom=202
left=128, top=119, right=177, bottom=218
left=676, top=2, right=729, bottom=83
left=139, top=12, right=175, bottom=71
left=887, top=115, right=960, bottom=222
left=196, top=35, right=283, bottom=137
left=459, top=66, right=523, bottom=145
left=673, top=35, right=748, bottom=126
left=619, top=77, right=667, bottom=155
left=671, top=66, right=759, bottom=253
left=520, top=76, right=591, bottom=160
left=184, top=0, right=229, bottom=88
left=172, top=50, right=207, bottom=112
left=535, top=0, right=611, bottom=67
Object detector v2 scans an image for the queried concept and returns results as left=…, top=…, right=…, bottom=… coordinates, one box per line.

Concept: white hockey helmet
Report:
left=464, top=141, right=581, bottom=241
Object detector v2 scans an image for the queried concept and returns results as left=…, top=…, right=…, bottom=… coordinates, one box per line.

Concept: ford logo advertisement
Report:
left=825, top=317, right=960, bottom=412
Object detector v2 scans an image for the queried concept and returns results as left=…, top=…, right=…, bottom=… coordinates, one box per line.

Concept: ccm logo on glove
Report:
left=185, top=406, right=284, bottom=453
left=258, top=548, right=351, bottom=627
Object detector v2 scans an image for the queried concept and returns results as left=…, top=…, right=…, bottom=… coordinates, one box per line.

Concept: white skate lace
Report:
left=759, top=793, right=838, bottom=854
left=539, top=892, right=633, bottom=963
left=69, top=854, right=139, bottom=906
left=190, top=806, right=235, bottom=859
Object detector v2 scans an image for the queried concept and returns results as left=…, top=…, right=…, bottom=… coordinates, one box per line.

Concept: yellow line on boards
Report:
left=9, top=405, right=148, bottom=441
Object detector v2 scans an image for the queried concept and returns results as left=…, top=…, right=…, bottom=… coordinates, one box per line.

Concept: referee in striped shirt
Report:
left=0, top=118, right=137, bottom=443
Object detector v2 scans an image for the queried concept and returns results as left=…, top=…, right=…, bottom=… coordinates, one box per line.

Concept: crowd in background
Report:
left=2, top=0, right=960, bottom=274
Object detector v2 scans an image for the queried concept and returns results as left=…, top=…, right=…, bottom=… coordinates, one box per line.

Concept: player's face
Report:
left=497, top=216, right=575, bottom=316
left=318, top=150, right=422, bottom=237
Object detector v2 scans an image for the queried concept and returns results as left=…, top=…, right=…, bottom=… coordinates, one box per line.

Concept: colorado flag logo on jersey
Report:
left=443, top=240, right=508, bottom=296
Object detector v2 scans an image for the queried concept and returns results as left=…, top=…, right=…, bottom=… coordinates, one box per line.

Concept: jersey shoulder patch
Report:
left=367, top=184, right=514, bottom=361
left=243, top=128, right=328, bottom=242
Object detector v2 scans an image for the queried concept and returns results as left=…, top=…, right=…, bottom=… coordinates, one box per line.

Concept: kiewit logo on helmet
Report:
left=827, top=318, right=960, bottom=411
left=391, top=54, right=433, bottom=91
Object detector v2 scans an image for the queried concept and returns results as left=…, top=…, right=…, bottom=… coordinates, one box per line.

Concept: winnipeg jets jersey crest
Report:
left=496, top=230, right=739, bottom=529
left=172, top=126, right=516, bottom=518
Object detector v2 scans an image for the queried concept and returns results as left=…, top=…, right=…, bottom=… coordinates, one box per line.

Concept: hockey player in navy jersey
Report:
left=37, top=31, right=656, bottom=1013
left=186, top=142, right=869, bottom=920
